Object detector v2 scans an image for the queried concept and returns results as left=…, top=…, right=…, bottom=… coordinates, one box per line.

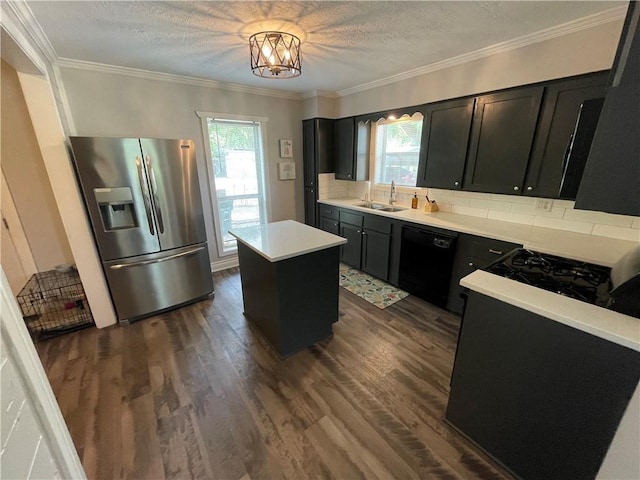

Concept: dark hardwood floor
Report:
left=37, top=268, right=511, bottom=480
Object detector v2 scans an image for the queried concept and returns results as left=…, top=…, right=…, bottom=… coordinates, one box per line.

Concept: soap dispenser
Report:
left=411, top=192, right=418, bottom=209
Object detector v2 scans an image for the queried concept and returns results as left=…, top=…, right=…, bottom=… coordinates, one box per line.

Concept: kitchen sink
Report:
left=354, top=202, right=407, bottom=212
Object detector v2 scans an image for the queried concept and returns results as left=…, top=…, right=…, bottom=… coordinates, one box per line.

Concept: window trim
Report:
left=196, top=111, right=271, bottom=258
left=369, top=112, right=424, bottom=187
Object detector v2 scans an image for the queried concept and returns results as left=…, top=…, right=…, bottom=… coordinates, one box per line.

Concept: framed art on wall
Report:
left=279, top=139, right=293, bottom=158
left=278, top=162, right=296, bottom=180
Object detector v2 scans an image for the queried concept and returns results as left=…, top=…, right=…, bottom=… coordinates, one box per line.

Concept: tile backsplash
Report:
left=318, top=174, right=640, bottom=242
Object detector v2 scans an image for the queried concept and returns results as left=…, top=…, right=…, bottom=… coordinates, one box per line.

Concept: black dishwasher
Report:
left=399, top=225, right=458, bottom=308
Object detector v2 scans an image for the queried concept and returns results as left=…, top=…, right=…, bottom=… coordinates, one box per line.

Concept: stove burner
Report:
left=486, top=248, right=611, bottom=306
left=512, top=250, right=553, bottom=273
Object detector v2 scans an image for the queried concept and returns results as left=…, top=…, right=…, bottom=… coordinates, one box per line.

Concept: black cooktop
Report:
left=485, top=249, right=612, bottom=306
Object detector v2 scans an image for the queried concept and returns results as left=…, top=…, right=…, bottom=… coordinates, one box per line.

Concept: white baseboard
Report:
left=210, top=256, right=239, bottom=272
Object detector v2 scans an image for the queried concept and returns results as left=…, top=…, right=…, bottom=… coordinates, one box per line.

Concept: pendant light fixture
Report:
left=249, top=31, right=301, bottom=79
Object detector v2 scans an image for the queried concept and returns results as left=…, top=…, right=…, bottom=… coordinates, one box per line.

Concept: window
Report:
left=372, top=114, right=423, bottom=187
left=198, top=112, right=269, bottom=256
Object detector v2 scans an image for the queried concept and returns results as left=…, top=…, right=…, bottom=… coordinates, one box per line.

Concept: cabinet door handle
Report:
left=513, top=186, right=520, bottom=191
left=489, top=249, right=503, bottom=255
left=527, top=186, right=533, bottom=191
left=362, top=231, right=366, bottom=236
left=454, top=181, right=460, bottom=186
left=468, top=262, right=474, bottom=267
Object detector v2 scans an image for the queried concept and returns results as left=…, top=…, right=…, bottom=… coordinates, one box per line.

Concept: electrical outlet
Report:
left=534, top=199, right=553, bottom=212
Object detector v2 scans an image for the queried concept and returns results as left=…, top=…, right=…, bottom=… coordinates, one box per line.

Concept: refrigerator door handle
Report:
left=136, top=156, right=155, bottom=235
left=146, top=155, right=165, bottom=234
left=109, top=246, right=205, bottom=269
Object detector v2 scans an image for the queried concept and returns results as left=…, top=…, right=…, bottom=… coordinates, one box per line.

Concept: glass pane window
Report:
left=374, top=116, right=423, bottom=187
left=205, top=118, right=268, bottom=254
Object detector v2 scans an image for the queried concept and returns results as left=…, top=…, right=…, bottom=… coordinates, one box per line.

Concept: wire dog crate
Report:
left=16, top=269, right=94, bottom=342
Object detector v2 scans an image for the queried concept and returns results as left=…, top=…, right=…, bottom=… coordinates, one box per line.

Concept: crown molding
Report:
left=5, top=2, right=627, bottom=103
left=6, top=0, right=304, bottom=101
left=337, top=5, right=627, bottom=97
left=56, top=57, right=305, bottom=100
left=3, top=0, right=57, bottom=66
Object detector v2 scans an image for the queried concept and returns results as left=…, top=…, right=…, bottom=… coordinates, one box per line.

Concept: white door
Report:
left=1, top=171, right=36, bottom=295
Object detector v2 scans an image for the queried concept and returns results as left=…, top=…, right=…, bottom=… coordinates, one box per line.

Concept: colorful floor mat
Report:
left=339, top=264, right=409, bottom=309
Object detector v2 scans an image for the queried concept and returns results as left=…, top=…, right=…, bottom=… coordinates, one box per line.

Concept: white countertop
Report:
left=320, top=198, right=640, bottom=350
left=229, top=220, right=346, bottom=262
left=319, top=198, right=638, bottom=266
left=462, top=270, right=640, bottom=351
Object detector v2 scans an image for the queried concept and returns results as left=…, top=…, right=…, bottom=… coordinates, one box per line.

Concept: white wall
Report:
left=315, top=17, right=640, bottom=244
left=58, top=68, right=305, bottom=264
left=302, top=94, right=338, bottom=120
left=337, top=19, right=624, bottom=117
left=1, top=60, right=74, bottom=271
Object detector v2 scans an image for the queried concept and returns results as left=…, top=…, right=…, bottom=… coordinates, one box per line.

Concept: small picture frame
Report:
left=279, top=139, right=293, bottom=158
left=278, top=162, right=296, bottom=180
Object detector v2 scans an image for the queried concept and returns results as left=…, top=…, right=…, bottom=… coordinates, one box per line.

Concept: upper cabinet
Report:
left=303, top=118, right=334, bottom=187
left=416, top=97, right=475, bottom=190
left=575, top=3, right=640, bottom=216
left=463, top=86, right=544, bottom=194
left=335, top=116, right=371, bottom=181
left=334, top=117, right=355, bottom=180
left=524, top=72, right=608, bottom=199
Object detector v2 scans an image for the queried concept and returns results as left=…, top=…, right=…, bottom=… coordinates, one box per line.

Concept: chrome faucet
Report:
left=389, top=180, right=397, bottom=205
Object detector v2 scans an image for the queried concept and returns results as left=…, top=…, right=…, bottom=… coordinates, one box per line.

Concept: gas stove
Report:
left=485, top=249, right=612, bottom=307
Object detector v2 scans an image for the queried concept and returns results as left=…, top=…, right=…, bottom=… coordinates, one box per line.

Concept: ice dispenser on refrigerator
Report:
left=94, top=187, right=137, bottom=230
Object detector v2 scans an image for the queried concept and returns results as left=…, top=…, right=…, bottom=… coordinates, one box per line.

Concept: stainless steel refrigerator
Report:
left=69, top=137, right=214, bottom=322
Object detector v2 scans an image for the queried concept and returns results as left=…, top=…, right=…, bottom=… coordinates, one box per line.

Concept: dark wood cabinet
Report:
left=464, top=86, right=544, bottom=194
left=362, top=229, right=390, bottom=280
left=303, top=119, right=316, bottom=187
left=335, top=117, right=370, bottom=181
left=447, top=234, right=521, bottom=314
left=337, top=208, right=391, bottom=280
left=302, top=118, right=334, bottom=187
left=361, top=214, right=392, bottom=280
left=304, top=187, right=317, bottom=227
left=416, top=97, right=475, bottom=190
left=524, top=72, right=608, bottom=198
left=339, top=222, right=363, bottom=267
left=446, top=291, right=640, bottom=480
left=318, top=204, right=340, bottom=235
left=576, top=2, right=640, bottom=216
left=334, top=117, right=356, bottom=180
left=303, top=118, right=334, bottom=226
left=320, top=217, right=339, bottom=235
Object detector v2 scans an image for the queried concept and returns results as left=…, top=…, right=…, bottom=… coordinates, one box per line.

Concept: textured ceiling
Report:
left=26, top=1, right=625, bottom=94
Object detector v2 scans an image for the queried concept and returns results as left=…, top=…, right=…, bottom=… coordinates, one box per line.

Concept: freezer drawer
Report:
left=103, top=243, right=213, bottom=322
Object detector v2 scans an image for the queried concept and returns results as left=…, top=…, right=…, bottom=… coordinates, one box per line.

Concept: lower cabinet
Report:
left=339, top=222, right=363, bottom=267
left=447, top=234, right=521, bottom=314
left=304, top=187, right=317, bottom=227
left=320, top=217, right=339, bottom=235
left=446, top=291, right=640, bottom=480
left=318, top=204, right=340, bottom=235
left=336, top=208, right=392, bottom=281
left=362, top=227, right=391, bottom=280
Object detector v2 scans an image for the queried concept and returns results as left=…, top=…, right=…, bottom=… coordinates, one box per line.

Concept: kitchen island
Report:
left=229, top=220, right=347, bottom=357
left=444, top=271, right=640, bottom=480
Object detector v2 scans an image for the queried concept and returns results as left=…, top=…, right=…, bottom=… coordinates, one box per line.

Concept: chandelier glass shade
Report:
left=249, top=31, right=301, bottom=79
